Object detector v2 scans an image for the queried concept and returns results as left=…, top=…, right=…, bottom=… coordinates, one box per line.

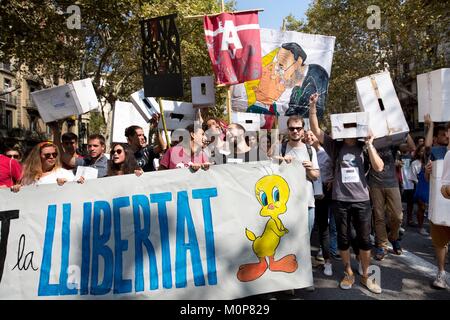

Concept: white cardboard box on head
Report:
left=356, top=71, right=409, bottom=148
left=157, top=100, right=195, bottom=131
left=30, top=78, right=98, bottom=123
left=232, top=112, right=261, bottom=132
left=330, top=112, right=369, bottom=140
left=191, top=76, right=215, bottom=106
left=111, top=101, right=150, bottom=143
left=130, top=89, right=160, bottom=122
left=429, top=160, right=450, bottom=227
left=417, top=68, right=450, bottom=123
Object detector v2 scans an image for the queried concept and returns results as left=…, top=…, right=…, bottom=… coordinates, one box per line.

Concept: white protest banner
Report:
left=111, top=101, right=150, bottom=143
left=231, top=29, right=335, bottom=121
left=0, top=161, right=311, bottom=299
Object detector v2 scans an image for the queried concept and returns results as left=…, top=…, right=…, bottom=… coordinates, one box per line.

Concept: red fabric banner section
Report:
left=204, top=12, right=262, bottom=85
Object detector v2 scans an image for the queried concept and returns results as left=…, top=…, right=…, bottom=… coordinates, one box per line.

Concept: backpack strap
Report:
left=306, top=143, right=313, bottom=162
left=281, top=141, right=288, bottom=157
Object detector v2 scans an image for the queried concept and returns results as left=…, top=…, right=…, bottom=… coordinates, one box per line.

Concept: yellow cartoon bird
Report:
left=237, top=175, right=298, bottom=282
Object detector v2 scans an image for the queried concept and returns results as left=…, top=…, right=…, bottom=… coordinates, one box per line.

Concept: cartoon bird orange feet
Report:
left=237, top=257, right=268, bottom=282
left=268, top=254, right=298, bottom=273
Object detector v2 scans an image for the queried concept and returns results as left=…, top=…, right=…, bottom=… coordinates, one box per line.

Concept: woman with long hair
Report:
left=107, top=142, right=143, bottom=176
left=12, top=141, right=74, bottom=191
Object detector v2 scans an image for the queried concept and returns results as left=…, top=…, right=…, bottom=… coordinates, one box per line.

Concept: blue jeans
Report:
left=329, top=210, right=338, bottom=256
left=308, top=207, right=315, bottom=236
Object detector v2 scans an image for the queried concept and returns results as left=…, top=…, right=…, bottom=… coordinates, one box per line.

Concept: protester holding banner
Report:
left=309, top=93, right=384, bottom=294
left=107, top=142, right=143, bottom=177
left=4, top=145, right=24, bottom=163
left=159, top=124, right=209, bottom=171
left=0, top=152, right=22, bottom=189
left=12, top=141, right=74, bottom=190
left=221, top=123, right=268, bottom=164
left=125, top=115, right=166, bottom=172
left=75, top=134, right=108, bottom=182
left=49, top=121, right=83, bottom=170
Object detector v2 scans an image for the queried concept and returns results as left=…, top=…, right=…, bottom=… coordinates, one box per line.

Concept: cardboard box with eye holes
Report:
left=191, top=76, right=215, bottom=107
left=30, top=78, right=98, bottom=123
left=330, top=112, right=369, bottom=140
left=231, top=112, right=261, bottom=132
left=417, top=68, right=450, bottom=123
left=356, top=71, right=409, bottom=148
left=130, top=89, right=160, bottom=122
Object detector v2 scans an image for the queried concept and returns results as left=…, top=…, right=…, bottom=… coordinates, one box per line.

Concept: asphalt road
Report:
left=254, top=218, right=450, bottom=300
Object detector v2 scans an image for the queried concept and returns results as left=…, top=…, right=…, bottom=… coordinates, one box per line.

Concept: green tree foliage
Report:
left=0, top=0, right=233, bottom=123
left=285, top=0, right=449, bottom=119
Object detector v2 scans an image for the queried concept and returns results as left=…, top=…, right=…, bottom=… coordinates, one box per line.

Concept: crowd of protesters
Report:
left=1, top=95, right=449, bottom=294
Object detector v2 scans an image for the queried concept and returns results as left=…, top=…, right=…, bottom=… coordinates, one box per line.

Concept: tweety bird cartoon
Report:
left=237, top=174, right=298, bottom=282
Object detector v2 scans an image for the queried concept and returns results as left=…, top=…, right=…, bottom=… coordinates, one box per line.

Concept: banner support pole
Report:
left=158, top=97, right=171, bottom=148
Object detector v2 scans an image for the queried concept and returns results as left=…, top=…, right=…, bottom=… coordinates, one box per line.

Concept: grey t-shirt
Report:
left=368, top=146, right=398, bottom=188
left=75, top=154, right=108, bottom=178
left=323, top=134, right=370, bottom=202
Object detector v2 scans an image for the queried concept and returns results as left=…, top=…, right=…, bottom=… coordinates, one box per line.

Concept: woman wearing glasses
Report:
left=11, top=141, right=75, bottom=191
left=107, top=143, right=143, bottom=176
left=5, top=145, right=23, bottom=163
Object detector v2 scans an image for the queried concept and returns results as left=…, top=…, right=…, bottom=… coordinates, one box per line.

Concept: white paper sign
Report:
left=417, top=68, right=450, bottom=123
left=74, top=166, right=99, bottom=181
left=111, top=101, right=150, bottom=143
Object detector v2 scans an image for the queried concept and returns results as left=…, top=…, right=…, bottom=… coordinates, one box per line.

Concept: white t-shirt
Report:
left=442, top=151, right=450, bottom=186
left=285, top=143, right=319, bottom=208
left=35, top=168, right=75, bottom=186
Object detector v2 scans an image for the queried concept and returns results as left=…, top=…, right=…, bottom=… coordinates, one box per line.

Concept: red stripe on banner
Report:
left=204, top=12, right=262, bottom=85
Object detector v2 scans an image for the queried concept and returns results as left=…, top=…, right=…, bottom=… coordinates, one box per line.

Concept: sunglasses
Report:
left=112, top=149, right=123, bottom=155
left=43, top=152, right=58, bottom=159
left=6, top=154, right=20, bottom=159
left=288, top=126, right=303, bottom=132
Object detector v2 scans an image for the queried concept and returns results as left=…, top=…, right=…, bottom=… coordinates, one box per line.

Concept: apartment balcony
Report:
left=0, top=62, right=13, bottom=74
left=0, top=93, right=18, bottom=107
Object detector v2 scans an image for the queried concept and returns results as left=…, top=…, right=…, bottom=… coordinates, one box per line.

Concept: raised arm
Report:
left=366, top=133, right=384, bottom=172
left=405, top=134, right=416, bottom=154
left=308, top=93, right=325, bottom=145
left=424, top=114, right=434, bottom=148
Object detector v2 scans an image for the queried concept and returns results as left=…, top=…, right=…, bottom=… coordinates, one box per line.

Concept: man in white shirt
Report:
left=279, top=115, right=320, bottom=235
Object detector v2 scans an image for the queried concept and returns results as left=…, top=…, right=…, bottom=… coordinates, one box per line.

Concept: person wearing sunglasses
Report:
left=11, top=141, right=75, bottom=191
left=4, top=145, right=23, bottom=163
left=0, top=148, right=23, bottom=189
left=107, top=143, right=143, bottom=177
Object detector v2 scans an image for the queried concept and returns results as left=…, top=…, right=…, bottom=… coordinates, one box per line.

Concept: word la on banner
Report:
left=204, top=11, right=262, bottom=85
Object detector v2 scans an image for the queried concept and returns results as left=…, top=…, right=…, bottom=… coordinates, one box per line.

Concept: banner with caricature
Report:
left=231, top=29, right=335, bottom=126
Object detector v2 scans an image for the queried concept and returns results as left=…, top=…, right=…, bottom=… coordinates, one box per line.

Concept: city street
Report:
left=272, top=220, right=450, bottom=300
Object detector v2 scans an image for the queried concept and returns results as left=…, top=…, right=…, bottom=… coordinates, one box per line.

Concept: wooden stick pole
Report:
left=185, top=9, right=264, bottom=19
left=226, top=86, right=232, bottom=124
left=158, top=97, right=171, bottom=148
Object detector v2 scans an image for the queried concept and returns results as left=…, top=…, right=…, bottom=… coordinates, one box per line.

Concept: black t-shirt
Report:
left=135, top=145, right=159, bottom=172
